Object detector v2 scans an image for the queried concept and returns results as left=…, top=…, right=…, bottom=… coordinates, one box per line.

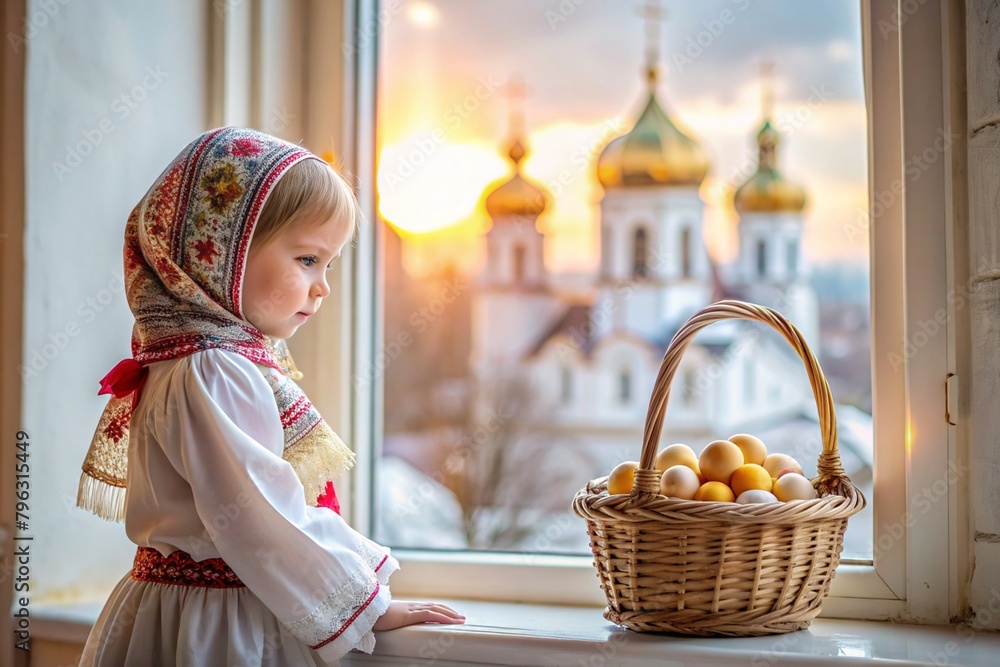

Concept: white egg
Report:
left=736, top=489, right=780, bottom=504
left=773, top=473, right=818, bottom=502
left=659, top=465, right=701, bottom=500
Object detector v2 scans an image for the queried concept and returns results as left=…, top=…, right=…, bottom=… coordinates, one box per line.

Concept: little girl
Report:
left=76, top=127, right=464, bottom=666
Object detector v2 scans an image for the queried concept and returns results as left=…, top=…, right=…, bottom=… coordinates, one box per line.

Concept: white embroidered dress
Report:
left=80, top=348, right=397, bottom=666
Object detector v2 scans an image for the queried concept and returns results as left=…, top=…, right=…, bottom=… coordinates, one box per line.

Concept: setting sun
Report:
left=377, top=139, right=504, bottom=235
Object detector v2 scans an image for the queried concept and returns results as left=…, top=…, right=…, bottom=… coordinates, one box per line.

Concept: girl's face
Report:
left=242, top=213, right=352, bottom=339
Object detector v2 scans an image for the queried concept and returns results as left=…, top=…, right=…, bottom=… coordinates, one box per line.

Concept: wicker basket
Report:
left=572, top=300, right=866, bottom=637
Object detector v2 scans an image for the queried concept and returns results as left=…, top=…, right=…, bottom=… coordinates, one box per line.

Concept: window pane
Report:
left=376, top=0, right=872, bottom=560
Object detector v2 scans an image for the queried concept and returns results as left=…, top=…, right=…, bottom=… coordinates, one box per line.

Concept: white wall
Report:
left=24, top=0, right=209, bottom=599
left=966, top=0, right=1000, bottom=630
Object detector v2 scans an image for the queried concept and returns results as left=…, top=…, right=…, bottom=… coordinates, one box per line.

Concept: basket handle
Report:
left=633, top=300, right=849, bottom=497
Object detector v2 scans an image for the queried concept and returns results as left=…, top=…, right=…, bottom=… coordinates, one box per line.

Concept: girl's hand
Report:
left=372, top=601, right=466, bottom=631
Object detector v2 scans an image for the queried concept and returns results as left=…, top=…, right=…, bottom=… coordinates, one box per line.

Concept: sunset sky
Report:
left=376, top=0, right=869, bottom=278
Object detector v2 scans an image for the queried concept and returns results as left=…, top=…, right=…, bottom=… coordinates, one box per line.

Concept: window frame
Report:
left=342, top=0, right=961, bottom=623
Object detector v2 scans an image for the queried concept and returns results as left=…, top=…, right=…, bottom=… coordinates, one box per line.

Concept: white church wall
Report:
left=593, top=185, right=713, bottom=337
left=601, top=208, right=650, bottom=279
left=525, top=334, right=586, bottom=422
left=592, top=285, right=662, bottom=340
left=528, top=335, right=730, bottom=443
left=590, top=335, right=657, bottom=426
left=522, top=332, right=821, bottom=476
left=715, top=337, right=811, bottom=435
left=656, top=275, right=713, bottom=326
left=471, top=291, right=563, bottom=372
left=782, top=282, right=820, bottom=348
left=484, top=219, right=545, bottom=287
left=661, top=346, right=714, bottom=434
left=737, top=212, right=805, bottom=284
left=661, top=210, right=710, bottom=285
left=598, top=186, right=706, bottom=280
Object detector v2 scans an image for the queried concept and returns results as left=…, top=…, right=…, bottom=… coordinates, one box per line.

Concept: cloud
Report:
left=388, top=0, right=865, bottom=121
left=382, top=0, right=869, bottom=264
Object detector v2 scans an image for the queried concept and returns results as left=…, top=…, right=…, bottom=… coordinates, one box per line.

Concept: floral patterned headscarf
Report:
left=78, top=127, right=355, bottom=522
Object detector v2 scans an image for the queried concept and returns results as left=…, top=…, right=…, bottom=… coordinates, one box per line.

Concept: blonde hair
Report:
left=251, top=157, right=361, bottom=250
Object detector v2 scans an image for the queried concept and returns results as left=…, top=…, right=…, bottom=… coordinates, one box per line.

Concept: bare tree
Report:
left=440, top=371, right=583, bottom=550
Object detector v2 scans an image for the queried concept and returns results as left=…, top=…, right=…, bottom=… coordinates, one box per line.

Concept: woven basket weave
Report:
left=572, top=300, right=866, bottom=637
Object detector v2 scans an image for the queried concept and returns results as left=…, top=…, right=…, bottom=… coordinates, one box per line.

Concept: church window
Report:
left=682, top=368, right=697, bottom=405
left=787, top=239, right=798, bottom=277
left=560, top=366, right=573, bottom=403
left=619, top=368, right=631, bottom=403
left=681, top=226, right=692, bottom=278
left=632, top=227, right=649, bottom=277
left=513, top=243, right=526, bottom=283
left=600, top=224, right=611, bottom=278
left=756, top=239, right=767, bottom=277
left=488, top=242, right=499, bottom=280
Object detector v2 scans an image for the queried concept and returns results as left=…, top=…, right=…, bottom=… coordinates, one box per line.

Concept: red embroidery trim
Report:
left=374, top=555, right=388, bottom=573
left=280, top=396, right=311, bottom=428
left=131, top=546, right=246, bottom=588
left=308, top=555, right=388, bottom=650
left=310, top=584, right=380, bottom=650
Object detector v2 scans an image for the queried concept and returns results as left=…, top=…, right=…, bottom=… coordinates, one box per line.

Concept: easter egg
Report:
left=728, top=433, right=768, bottom=466
left=698, top=440, right=744, bottom=485
left=762, top=453, right=804, bottom=480
left=659, top=465, right=701, bottom=500
left=730, top=464, right=773, bottom=497
left=736, top=489, right=780, bottom=504
left=607, top=461, right=639, bottom=495
left=654, top=444, right=702, bottom=480
left=773, top=473, right=817, bottom=501
left=694, top=481, right=736, bottom=502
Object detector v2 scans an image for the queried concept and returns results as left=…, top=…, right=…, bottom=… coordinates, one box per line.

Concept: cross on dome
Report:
left=482, top=75, right=550, bottom=219
left=733, top=62, right=807, bottom=214
left=637, top=0, right=668, bottom=86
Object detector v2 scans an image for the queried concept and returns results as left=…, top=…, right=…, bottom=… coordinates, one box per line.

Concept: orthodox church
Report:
left=469, top=60, right=822, bottom=456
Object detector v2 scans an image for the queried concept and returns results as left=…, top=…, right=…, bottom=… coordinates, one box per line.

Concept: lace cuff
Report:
left=288, top=545, right=400, bottom=663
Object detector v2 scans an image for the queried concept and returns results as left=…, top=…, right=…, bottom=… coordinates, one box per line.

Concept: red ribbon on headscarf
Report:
left=98, top=358, right=149, bottom=405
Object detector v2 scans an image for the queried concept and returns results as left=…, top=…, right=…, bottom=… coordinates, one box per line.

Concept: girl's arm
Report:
left=155, top=349, right=409, bottom=661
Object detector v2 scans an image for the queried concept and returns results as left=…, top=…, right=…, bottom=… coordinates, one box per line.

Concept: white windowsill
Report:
left=33, top=598, right=1000, bottom=667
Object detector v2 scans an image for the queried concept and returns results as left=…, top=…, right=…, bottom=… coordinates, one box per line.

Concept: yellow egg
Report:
left=736, top=489, right=780, bottom=504
left=654, top=443, right=702, bottom=480
left=728, top=433, right=768, bottom=466
left=730, top=464, right=773, bottom=497
left=762, top=453, right=804, bottom=479
left=607, top=461, right=639, bottom=495
left=698, top=440, right=744, bottom=485
left=694, top=481, right=736, bottom=503
left=659, top=465, right=701, bottom=500
left=773, top=473, right=817, bottom=501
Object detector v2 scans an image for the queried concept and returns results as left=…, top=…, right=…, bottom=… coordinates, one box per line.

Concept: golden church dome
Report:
left=733, top=120, right=806, bottom=214
left=597, top=91, right=710, bottom=189
left=484, top=137, right=550, bottom=219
